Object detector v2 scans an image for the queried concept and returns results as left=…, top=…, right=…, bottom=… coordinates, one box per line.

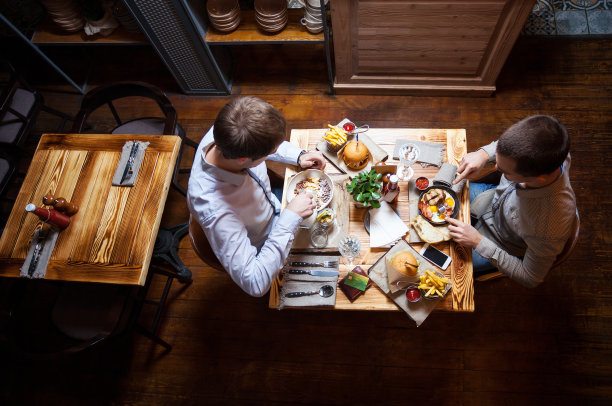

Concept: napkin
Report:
left=369, top=201, right=409, bottom=248
left=393, top=140, right=445, bottom=168
left=368, top=239, right=445, bottom=326
left=279, top=253, right=339, bottom=309
left=112, top=141, right=149, bottom=186
left=20, top=227, right=60, bottom=279
left=433, top=162, right=468, bottom=195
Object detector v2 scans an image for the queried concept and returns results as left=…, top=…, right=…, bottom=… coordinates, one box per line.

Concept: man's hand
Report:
left=299, top=151, right=326, bottom=170
left=454, top=149, right=490, bottom=184
left=286, top=191, right=316, bottom=219
left=446, top=217, right=482, bottom=249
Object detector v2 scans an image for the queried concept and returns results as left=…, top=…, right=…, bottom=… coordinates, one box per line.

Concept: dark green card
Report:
left=344, top=271, right=369, bottom=291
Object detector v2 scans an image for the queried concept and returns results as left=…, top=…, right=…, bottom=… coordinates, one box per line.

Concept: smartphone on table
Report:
left=419, top=243, right=452, bottom=270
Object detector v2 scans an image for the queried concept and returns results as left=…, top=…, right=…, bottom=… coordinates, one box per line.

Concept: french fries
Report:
left=322, top=124, right=348, bottom=147
left=418, top=270, right=450, bottom=297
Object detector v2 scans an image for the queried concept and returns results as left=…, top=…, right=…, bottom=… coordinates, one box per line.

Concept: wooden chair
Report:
left=188, top=216, right=224, bottom=272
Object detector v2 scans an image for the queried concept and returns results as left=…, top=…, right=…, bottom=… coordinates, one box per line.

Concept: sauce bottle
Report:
left=25, top=203, right=71, bottom=229
left=383, top=174, right=400, bottom=204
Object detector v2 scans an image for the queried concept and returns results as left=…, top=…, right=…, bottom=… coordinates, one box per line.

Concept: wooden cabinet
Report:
left=331, top=0, right=535, bottom=95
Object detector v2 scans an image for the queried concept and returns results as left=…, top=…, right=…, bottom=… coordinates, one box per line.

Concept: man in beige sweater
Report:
left=448, top=115, right=578, bottom=288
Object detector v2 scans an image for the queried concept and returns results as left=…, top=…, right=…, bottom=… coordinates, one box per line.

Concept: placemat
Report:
left=20, top=227, right=60, bottom=279
left=279, top=253, right=340, bottom=308
left=112, top=140, right=149, bottom=186
left=393, top=139, right=445, bottom=168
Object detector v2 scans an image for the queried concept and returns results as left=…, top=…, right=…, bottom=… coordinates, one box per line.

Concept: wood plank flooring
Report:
left=1, top=37, right=611, bottom=405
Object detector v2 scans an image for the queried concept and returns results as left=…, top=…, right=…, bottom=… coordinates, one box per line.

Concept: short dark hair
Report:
left=497, top=115, right=569, bottom=177
left=213, top=96, right=286, bottom=160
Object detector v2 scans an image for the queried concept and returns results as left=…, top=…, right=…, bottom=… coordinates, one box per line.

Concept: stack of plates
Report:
left=40, top=0, right=84, bottom=33
left=207, top=0, right=241, bottom=33
left=254, top=0, right=288, bottom=33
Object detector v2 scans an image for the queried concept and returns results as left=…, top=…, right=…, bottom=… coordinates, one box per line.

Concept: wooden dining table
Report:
left=269, top=127, right=474, bottom=312
left=0, top=133, right=181, bottom=286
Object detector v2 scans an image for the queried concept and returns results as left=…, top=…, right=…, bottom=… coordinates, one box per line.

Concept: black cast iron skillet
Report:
left=418, top=184, right=460, bottom=226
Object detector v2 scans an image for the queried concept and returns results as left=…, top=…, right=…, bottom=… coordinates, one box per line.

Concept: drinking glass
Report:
left=338, top=235, right=361, bottom=267
left=398, top=143, right=420, bottom=181
left=310, top=221, right=329, bottom=248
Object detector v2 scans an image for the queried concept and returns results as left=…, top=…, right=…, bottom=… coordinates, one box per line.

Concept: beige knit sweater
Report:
left=471, top=141, right=577, bottom=288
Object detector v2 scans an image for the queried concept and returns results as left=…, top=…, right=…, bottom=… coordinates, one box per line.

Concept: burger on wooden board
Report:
left=343, top=140, right=370, bottom=170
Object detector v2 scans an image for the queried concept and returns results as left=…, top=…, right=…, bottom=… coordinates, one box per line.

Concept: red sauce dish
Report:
left=343, top=121, right=356, bottom=132
left=415, top=176, right=429, bottom=191
left=406, top=287, right=421, bottom=303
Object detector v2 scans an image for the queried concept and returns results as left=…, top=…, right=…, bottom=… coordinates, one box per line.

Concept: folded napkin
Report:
left=369, top=201, right=409, bottom=248
left=393, top=140, right=445, bottom=168
left=112, top=141, right=149, bottom=186
left=368, top=239, right=445, bottom=326
left=20, top=227, right=60, bottom=279
left=279, top=254, right=339, bottom=308
left=433, top=162, right=467, bottom=195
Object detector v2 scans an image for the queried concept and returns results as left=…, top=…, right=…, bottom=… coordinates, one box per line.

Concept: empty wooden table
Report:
left=269, top=128, right=474, bottom=312
left=0, top=133, right=181, bottom=285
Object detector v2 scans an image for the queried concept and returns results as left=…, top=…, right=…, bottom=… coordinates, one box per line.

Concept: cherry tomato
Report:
left=343, top=122, right=355, bottom=132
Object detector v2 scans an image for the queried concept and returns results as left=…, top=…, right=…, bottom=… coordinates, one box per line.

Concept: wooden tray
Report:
left=316, top=133, right=388, bottom=175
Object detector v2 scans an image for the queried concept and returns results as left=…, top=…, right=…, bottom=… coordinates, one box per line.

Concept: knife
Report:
left=27, top=229, right=48, bottom=277
left=120, top=141, right=139, bottom=184
left=290, top=261, right=338, bottom=268
left=286, top=269, right=339, bottom=277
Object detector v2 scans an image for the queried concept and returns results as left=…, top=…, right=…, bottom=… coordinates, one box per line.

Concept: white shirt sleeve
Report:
left=267, top=140, right=303, bottom=165
left=197, top=207, right=303, bottom=297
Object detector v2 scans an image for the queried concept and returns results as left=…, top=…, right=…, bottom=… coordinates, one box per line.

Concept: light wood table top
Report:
left=269, top=128, right=474, bottom=312
left=0, top=134, right=181, bottom=286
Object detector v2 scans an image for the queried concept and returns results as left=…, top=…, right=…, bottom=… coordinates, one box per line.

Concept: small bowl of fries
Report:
left=323, top=124, right=351, bottom=153
left=418, top=269, right=451, bottom=299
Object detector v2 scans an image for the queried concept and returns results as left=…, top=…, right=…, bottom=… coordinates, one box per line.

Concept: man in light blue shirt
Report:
left=187, top=97, right=326, bottom=296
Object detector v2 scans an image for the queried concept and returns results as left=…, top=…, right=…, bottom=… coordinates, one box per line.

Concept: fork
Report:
left=290, top=260, right=338, bottom=268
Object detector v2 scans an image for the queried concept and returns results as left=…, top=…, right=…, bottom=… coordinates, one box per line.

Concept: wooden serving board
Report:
left=316, top=133, right=388, bottom=174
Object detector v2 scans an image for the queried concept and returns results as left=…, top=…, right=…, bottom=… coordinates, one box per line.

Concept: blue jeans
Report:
left=469, top=182, right=498, bottom=275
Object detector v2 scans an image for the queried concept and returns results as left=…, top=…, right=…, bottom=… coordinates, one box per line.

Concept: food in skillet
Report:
left=418, top=188, right=456, bottom=223
left=294, top=176, right=332, bottom=209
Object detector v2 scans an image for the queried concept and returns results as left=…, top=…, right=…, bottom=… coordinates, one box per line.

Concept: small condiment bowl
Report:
left=415, top=176, right=429, bottom=191
left=405, top=284, right=422, bottom=303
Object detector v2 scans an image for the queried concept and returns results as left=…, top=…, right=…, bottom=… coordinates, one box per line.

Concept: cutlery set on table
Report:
left=279, top=256, right=340, bottom=308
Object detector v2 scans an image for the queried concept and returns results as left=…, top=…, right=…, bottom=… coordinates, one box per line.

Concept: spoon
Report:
left=285, top=285, right=334, bottom=298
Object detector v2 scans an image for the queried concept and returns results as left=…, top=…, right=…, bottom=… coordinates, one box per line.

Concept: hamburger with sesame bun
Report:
left=343, top=141, right=370, bottom=170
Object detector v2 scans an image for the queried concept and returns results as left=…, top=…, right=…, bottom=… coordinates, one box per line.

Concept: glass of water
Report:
left=398, top=143, right=420, bottom=181
left=338, top=235, right=361, bottom=267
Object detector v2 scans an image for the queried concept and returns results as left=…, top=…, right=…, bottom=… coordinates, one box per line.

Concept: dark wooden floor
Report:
left=1, top=37, right=612, bottom=405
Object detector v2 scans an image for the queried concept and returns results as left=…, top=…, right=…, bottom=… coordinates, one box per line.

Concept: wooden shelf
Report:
left=206, top=9, right=324, bottom=44
left=32, top=19, right=148, bottom=45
